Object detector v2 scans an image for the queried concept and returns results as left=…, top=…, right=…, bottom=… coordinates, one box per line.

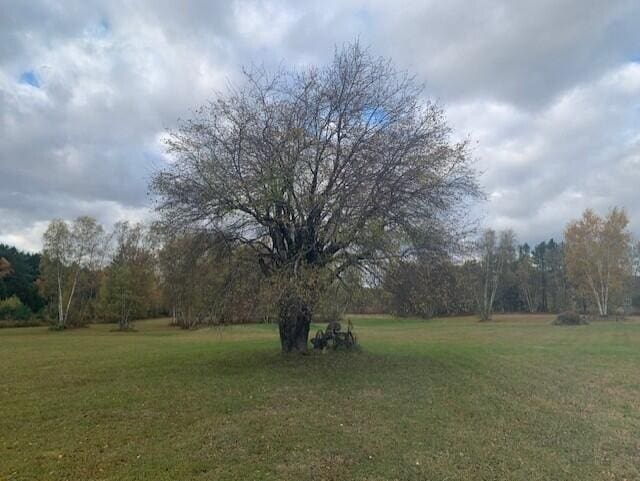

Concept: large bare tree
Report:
left=151, top=43, right=479, bottom=352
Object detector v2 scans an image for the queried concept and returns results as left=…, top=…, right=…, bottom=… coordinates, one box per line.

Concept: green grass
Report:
left=2, top=314, right=640, bottom=480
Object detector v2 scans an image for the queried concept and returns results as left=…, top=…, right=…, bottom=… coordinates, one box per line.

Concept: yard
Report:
left=1, top=314, right=639, bottom=480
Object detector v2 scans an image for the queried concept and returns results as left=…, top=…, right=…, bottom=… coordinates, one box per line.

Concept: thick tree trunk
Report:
left=278, top=294, right=312, bottom=353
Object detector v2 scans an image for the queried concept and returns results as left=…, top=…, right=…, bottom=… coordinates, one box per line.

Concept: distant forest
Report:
left=2, top=208, right=639, bottom=328
left=0, top=244, right=45, bottom=322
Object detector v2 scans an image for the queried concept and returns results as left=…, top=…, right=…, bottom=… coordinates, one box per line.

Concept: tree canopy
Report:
left=151, top=42, right=480, bottom=352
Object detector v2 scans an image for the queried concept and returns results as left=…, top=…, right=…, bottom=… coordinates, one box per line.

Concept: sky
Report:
left=1, top=0, right=639, bottom=252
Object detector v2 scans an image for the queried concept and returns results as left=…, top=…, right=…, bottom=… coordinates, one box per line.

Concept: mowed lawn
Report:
left=2, top=315, right=640, bottom=481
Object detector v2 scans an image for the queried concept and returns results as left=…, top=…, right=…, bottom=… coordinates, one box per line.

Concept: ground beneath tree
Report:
left=1, top=314, right=639, bottom=480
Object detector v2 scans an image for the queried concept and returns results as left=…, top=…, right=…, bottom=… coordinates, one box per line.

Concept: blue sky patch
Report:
left=362, top=107, right=388, bottom=126
left=97, top=17, right=110, bottom=36
left=19, top=71, right=39, bottom=88
left=85, top=17, right=110, bottom=38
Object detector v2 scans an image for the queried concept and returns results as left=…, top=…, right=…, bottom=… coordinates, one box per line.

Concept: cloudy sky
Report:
left=1, top=0, right=639, bottom=251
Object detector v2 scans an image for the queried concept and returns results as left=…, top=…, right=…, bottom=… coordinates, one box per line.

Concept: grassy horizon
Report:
left=2, top=314, right=639, bottom=480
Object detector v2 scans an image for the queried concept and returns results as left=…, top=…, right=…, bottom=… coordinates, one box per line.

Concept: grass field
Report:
left=2, top=314, right=640, bottom=480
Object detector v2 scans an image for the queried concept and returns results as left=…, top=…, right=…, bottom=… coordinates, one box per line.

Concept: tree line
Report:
left=393, top=207, right=639, bottom=320
left=384, top=207, right=639, bottom=320
left=1, top=207, right=638, bottom=329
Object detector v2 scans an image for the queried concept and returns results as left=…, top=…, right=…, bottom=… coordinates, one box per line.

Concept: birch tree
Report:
left=564, top=208, right=631, bottom=317
left=41, top=217, right=108, bottom=328
left=476, top=229, right=515, bottom=320
left=516, top=243, right=540, bottom=313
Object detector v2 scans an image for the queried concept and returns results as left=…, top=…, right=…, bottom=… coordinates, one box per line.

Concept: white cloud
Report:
left=0, top=0, right=639, bottom=251
left=233, top=0, right=298, bottom=46
left=462, top=61, right=640, bottom=242
left=0, top=220, right=49, bottom=253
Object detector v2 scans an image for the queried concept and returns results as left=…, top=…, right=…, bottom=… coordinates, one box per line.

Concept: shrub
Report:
left=0, top=295, right=32, bottom=321
left=553, top=311, right=588, bottom=326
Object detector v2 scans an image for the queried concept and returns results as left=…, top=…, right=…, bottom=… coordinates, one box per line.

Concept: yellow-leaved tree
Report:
left=564, top=208, right=631, bottom=316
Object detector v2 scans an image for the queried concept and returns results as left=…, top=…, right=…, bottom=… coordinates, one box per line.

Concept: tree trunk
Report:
left=57, top=270, right=64, bottom=327
left=479, top=279, right=496, bottom=321
left=278, top=293, right=312, bottom=353
left=590, top=284, right=605, bottom=316
left=64, top=269, right=79, bottom=326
